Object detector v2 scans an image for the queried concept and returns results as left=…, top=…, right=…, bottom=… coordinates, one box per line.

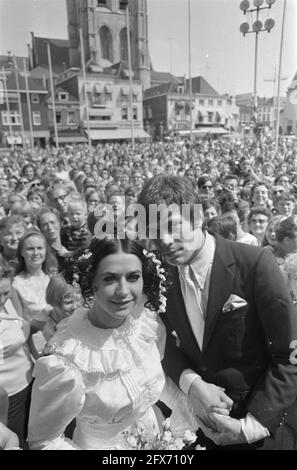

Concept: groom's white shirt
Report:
left=177, top=231, right=269, bottom=444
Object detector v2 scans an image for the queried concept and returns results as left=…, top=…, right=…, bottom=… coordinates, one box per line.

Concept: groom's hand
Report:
left=188, top=378, right=233, bottom=430
left=197, top=412, right=248, bottom=446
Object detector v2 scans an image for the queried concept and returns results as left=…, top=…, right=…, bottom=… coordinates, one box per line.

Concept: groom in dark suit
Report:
left=138, top=175, right=297, bottom=449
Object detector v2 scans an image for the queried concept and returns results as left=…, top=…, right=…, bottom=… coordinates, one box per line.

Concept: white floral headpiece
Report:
left=78, top=250, right=92, bottom=262
left=142, top=248, right=167, bottom=314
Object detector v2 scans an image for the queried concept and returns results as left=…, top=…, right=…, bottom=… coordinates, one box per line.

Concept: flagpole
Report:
left=2, top=67, right=14, bottom=147
left=13, top=55, right=25, bottom=147
left=23, top=58, right=34, bottom=148
left=275, top=0, right=287, bottom=156
left=188, top=0, right=193, bottom=151
left=47, top=41, right=59, bottom=148
left=79, top=27, right=92, bottom=153
left=126, top=5, right=134, bottom=150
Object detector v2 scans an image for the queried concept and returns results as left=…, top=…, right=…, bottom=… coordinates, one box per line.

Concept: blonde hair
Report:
left=45, top=274, right=74, bottom=307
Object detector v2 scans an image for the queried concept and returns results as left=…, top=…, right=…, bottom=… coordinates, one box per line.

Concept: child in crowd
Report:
left=10, top=200, right=35, bottom=229
left=60, top=197, right=92, bottom=252
left=43, top=274, right=79, bottom=342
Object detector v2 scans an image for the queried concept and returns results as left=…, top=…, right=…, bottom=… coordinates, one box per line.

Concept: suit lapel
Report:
left=202, top=236, right=235, bottom=353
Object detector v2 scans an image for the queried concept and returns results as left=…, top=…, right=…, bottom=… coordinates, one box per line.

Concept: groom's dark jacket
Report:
left=161, top=234, right=297, bottom=445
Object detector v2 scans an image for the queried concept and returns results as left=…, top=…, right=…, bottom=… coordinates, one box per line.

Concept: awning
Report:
left=7, top=136, right=22, bottom=144
left=87, top=128, right=151, bottom=141
left=88, top=108, right=113, bottom=116
left=85, top=82, right=94, bottom=93
left=95, top=83, right=103, bottom=94
left=194, top=127, right=230, bottom=135
left=53, top=135, right=88, bottom=143
left=105, top=84, right=113, bottom=93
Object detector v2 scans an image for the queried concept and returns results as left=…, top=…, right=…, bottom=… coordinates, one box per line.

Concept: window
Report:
left=97, top=0, right=107, bottom=6
left=121, top=107, right=128, bottom=120
left=58, top=92, right=68, bottom=101
left=207, top=111, right=213, bottom=123
left=177, top=86, right=184, bottom=94
left=33, top=111, right=41, bottom=126
left=199, top=99, right=204, bottom=105
left=100, top=26, right=113, bottom=62
left=90, top=115, right=111, bottom=121
left=119, top=0, right=128, bottom=9
left=119, top=28, right=128, bottom=61
left=133, top=107, right=137, bottom=121
left=208, top=99, right=214, bottom=106
left=0, top=80, right=4, bottom=105
left=31, top=94, right=39, bottom=104
left=2, top=111, right=21, bottom=125
left=1, top=112, right=9, bottom=125
left=217, top=100, right=222, bottom=106
left=148, top=106, right=152, bottom=119
left=68, top=111, right=76, bottom=125
left=56, top=111, right=62, bottom=124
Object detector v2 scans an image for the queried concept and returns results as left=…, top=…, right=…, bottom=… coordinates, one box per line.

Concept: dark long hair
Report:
left=15, top=230, right=58, bottom=275
left=62, top=237, right=169, bottom=312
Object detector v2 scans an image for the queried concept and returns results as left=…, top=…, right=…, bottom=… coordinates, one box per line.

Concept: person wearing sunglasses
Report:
left=197, top=174, right=214, bottom=199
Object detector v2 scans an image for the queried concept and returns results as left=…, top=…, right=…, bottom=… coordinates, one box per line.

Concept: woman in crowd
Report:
left=250, top=182, right=272, bottom=209
left=197, top=174, right=214, bottom=199
left=0, top=265, right=34, bottom=448
left=0, top=216, right=27, bottom=273
left=202, top=199, right=220, bottom=224
left=21, top=164, right=37, bottom=184
left=12, top=230, right=57, bottom=333
left=27, top=237, right=198, bottom=450
left=262, top=215, right=286, bottom=251
left=274, top=216, right=297, bottom=276
left=248, top=207, right=271, bottom=246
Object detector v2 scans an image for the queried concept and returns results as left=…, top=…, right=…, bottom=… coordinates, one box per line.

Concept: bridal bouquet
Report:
left=122, top=418, right=205, bottom=451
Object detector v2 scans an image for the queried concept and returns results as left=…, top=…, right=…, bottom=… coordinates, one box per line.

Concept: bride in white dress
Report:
left=27, top=237, right=197, bottom=450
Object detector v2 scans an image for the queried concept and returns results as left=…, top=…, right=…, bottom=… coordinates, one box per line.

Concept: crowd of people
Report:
left=1, top=134, right=297, bottom=450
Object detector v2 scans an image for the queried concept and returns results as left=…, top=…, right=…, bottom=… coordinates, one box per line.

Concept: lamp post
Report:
left=239, top=0, right=276, bottom=141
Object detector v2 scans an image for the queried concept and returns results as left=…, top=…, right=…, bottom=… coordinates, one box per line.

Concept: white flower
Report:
left=162, top=418, right=171, bottom=431
left=127, top=435, right=137, bottom=448
left=78, top=251, right=92, bottom=261
left=162, top=431, right=173, bottom=443
left=195, top=444, right=206, bottom=450
left=183, top=430, right=197, bottom=444
left=175, top=438, right=185, bottom=450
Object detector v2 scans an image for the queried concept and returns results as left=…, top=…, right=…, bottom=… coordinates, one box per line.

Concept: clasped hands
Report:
left=188, top=377, right=247, bottom=446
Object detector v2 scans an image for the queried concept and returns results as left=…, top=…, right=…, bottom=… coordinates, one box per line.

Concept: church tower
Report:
left=66, top=0, right=151, bottom=89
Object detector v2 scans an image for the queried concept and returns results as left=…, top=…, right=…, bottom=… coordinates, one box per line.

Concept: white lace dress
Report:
left=28, top=306, right=168, bottom=450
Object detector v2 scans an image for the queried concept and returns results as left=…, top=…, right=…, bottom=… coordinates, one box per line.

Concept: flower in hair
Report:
left=143, top=248, right=167, bottom=314
left=78, top=250, right=92, bottom=261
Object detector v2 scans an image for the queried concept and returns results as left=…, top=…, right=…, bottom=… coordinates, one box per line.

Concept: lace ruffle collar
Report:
left=46, top=307, right=162, bottom=375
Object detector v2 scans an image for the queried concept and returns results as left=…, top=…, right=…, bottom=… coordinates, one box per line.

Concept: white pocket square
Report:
left=171, top=330, right=181, bottom=348
left=222, top=294, right=248, bottom=313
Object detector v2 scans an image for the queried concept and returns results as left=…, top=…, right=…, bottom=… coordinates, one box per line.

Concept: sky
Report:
left=0, top=0, right=296, bottom=97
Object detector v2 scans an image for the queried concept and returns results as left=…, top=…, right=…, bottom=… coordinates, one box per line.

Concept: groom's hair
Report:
left=138, top=175, right=200, bottom=207
left=137, top=175, right=202, bottom=227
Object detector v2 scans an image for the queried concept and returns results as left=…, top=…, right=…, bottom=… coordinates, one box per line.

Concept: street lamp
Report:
left=239, top=0, right=276, bottom=140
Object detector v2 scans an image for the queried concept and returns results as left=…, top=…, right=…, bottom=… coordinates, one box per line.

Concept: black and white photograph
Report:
left=0, top=0, right=297, bottom=455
